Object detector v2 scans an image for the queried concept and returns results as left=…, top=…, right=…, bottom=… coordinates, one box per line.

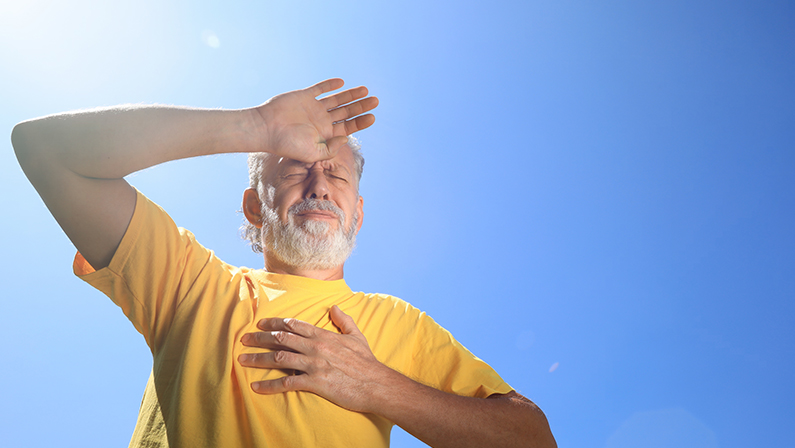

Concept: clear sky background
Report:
left=1, top=1, right=793, bottom=447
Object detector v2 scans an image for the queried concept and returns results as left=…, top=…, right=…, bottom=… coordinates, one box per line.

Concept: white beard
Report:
left=261, top=198, right=358, bottom=270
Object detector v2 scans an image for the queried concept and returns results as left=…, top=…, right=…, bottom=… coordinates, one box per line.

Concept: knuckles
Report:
left=273, top=330, right=288, bottom=344
left=273, top=350, right=288, bottom=365
left=256, top=317, right=316, bottom=337
left=256, top=318, right=273, bottom=331
left=282, top=318, right=297, bottom=331
left=284, top=317, right=315, bottom=337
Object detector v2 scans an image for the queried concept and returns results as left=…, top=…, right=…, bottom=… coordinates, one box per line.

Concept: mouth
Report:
left=289, top=199, right=345, bottom=225
left=295, top=210, right=339, bottom=220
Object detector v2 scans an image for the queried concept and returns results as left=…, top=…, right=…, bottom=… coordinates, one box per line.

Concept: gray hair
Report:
left=240, top=136, right=364, bottom=253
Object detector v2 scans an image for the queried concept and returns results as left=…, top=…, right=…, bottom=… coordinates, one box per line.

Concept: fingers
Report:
left=251, top=374, right=307, bottom=395
left=330, top=305, right=363, bottom=336
left=238, top=350, right=308, bottom=371
left=328, top=96, right=379, bottom=123
left=257, top=317, right=316, bottom=337
left=307, top=78, right=345, bottom=97
left=306, top=80, right=379, bottom=143
left=337, top=114, right=376, bottom=136
left=320, top=86, right=369, bottom=110
left=242, top=318, right=316, bottom=352
left=240, top=330, right=300, bottom=351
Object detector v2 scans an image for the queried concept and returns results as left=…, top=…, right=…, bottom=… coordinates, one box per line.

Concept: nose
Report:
left=305, top=166, right=330, bottom=200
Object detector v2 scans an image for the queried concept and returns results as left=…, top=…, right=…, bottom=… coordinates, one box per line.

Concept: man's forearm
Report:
left=368, top=367, right=556, bottom=448
left=12, top=105, right=260, bottom=270
left=12, top=105, right=256, bottom=180
left=243, top=308, right=556, bottom=448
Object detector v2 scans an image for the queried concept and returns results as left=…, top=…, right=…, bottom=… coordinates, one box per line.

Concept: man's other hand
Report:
left=251, top=78, right=379, bottom=163
left=238, top=305, right=389, bottom=412
left=238, top=306, right=557, bottom=447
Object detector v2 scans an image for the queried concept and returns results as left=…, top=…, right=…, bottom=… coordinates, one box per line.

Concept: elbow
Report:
left=11, top=120, right=36, bottom=169
left=511, top=395, right=557, bottom=448
left=530, top=408, right=557, bottom=448
left=514, top=402, right=556, bottom=448
left=500, top=392, right=556, bottom=447
left=491, top=392, right=557, bottom=448
left=12, top=119, right=52, bottom=178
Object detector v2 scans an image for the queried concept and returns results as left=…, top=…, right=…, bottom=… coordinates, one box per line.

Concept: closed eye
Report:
left=282, top=170, right=308, bottom=179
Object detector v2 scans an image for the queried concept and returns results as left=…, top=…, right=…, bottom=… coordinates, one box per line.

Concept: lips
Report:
left=288, top=199, right=345, bottom=224
left=296, top=210, right=338, bottom=220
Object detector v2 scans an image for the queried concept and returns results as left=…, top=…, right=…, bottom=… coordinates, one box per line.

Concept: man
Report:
left=12, top=79, right=555, bottom=447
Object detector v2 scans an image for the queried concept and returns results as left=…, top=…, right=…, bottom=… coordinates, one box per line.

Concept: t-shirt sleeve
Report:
left=407, top=312, right=514, bottom=398
left=73, top=188, right=214, bottom=351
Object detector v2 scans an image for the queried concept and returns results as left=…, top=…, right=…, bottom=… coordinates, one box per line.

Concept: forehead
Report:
left=266, top=144, right=356, bottom=177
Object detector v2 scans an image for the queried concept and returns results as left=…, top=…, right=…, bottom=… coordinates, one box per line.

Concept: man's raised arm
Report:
left=11, top=79, right=377, bottom=270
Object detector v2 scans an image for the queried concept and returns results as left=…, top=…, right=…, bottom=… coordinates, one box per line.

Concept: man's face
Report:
left=259, top=145, right=363, bottom=269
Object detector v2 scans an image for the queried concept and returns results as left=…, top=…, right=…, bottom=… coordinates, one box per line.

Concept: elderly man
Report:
left=12, top=79, right=555, bottom=448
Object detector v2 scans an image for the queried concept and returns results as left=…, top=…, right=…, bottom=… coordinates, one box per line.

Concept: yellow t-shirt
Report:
left=74, top=189, right=512, bottom=448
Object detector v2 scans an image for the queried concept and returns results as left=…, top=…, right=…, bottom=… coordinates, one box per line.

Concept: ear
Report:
left=355, top=195, right=364, bottom=234
left=242, top=188, right=263, bottom=228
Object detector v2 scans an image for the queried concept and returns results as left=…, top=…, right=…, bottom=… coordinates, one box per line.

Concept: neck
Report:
left=263, top=253, right=345, bottom=281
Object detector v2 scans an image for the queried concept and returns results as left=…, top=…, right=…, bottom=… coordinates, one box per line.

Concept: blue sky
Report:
left=1, top=1, right=793, bottom=447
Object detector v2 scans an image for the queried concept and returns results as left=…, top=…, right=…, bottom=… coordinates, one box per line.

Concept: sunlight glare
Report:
left=202, top=30, right=221, bottom=49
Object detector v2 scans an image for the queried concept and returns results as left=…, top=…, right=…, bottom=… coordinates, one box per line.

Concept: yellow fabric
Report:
left=74, top=189, right=513, bottom=448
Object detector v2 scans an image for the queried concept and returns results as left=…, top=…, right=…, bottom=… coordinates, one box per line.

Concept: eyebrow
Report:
left=280, top=159, right=352, bottom=176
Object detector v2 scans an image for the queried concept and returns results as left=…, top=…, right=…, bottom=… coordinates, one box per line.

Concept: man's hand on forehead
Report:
left=251, top=78, right=378, bottom=164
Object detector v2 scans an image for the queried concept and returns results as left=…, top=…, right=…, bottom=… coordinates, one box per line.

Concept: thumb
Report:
left=323, top=136, right=349, bottom=156
left=330, top=305, right=361, bottom=336
left=312, top=138, right=339, bottom=161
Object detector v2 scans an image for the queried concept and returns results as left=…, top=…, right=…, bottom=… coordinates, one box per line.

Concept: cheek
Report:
left=342, top=199, right=361, bottom=224
left=267, top=189, right=298, bottom=219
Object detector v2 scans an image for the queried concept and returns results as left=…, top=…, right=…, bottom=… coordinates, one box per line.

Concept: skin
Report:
left=240, top=135, right=556, bottom=448
left=242, top=147, right=364, bottom=281
left=12, top=78, right=556, bottom=447
left=237, top=307, right=557, bottom=448
left=12, top=78, right=374, bottom=270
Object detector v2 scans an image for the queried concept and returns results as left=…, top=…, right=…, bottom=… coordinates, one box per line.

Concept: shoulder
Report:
left=346, top=292, right=440, bottom=338
left=354, top=292, right=424, bottom=318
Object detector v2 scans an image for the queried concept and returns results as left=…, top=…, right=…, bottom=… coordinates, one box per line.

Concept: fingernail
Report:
left=239, top=354, right=249, bottom=362
left=252, top=383, right=261, bottom=392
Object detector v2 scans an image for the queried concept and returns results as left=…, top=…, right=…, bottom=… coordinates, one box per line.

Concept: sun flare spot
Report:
left=202, top=30, right=220, bottom=48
